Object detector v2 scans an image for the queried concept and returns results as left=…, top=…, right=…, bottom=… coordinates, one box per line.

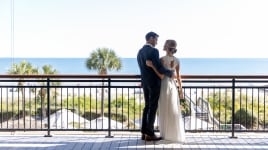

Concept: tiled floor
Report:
left=0, top=131, right=267, bottom=149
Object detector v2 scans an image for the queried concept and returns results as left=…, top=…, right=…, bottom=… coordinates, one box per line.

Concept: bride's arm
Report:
left=175, top=62, right=183, bottom=99
left=146, top=60, right=164, bottom=79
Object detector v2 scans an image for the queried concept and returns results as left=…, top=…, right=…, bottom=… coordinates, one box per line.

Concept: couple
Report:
left=137, top=31, right=185, bottom=142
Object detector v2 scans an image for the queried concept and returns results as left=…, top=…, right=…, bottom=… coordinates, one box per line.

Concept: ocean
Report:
left=1, top=58, right=268, bottom=75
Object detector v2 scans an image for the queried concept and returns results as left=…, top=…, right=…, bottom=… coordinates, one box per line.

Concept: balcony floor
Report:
left=0, top=131, right=267, bottom=149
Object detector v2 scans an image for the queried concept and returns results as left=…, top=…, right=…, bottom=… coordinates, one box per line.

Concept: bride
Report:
left=146, top=39, right=185, bottom=142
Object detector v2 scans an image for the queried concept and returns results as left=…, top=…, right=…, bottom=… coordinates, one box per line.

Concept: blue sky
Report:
left=1, top=0, right=268, bottom=58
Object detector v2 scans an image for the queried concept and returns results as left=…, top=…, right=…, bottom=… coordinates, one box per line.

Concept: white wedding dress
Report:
left=158, top=55, right=185, bottom=142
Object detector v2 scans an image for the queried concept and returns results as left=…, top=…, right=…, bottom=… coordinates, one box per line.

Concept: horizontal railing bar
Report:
left=2, top=74, right=268, bottom=79
left=0, top=74, right=141, bottom=78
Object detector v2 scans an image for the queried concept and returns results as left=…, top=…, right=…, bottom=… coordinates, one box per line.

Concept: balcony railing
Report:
left=1, top=74, right=268, bottom=137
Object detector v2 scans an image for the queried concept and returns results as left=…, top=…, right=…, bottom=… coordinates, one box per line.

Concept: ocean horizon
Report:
left=1, top=57, right=268, bottom=75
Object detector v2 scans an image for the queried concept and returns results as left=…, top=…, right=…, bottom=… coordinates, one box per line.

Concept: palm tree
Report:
left=7, top=60, right=39, bottom=117
left=86, top=47, right=122, bottom=116
left=38, top=65, right=59, bottom=118
left=86, top=48, right=122, bottom=74
left=41, top=65, right=58, bottom=75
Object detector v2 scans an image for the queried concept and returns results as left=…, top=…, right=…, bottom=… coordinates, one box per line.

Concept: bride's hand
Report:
left=179, top=93, right=184, bottom=99
left=146, top=60, right=153, bottom=67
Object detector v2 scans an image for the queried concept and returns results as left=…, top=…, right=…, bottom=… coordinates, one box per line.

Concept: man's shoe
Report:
left=141, top=134, right=145, bottom=140
left=144, top=134, right=162, bottom=141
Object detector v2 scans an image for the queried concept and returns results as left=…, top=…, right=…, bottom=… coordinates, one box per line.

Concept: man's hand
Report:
left=146, top=60, right=153, bottom=67
left=171, top=71, right=176, bottom=79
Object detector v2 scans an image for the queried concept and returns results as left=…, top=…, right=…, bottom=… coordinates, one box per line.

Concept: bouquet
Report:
left=180, top=98, right=190, bottom=116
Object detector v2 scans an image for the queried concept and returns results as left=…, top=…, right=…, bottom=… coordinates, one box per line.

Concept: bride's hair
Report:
left=163, top=39, right=177, bottom=51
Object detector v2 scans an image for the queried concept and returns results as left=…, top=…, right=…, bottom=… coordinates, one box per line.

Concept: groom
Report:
left=137, top=31, right=174, bottom=141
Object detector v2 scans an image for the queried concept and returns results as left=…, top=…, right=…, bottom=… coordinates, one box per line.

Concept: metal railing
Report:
left=1, top=74, right=268, bottom=137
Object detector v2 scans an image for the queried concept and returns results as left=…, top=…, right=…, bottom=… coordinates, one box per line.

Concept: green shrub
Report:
left=234, top=108, right=257, bottom=129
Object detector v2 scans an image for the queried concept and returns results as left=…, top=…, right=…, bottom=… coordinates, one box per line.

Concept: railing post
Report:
left=106, top=78, right=113, bottom=138
left=230, top=78, right=237, bottom=138
left=44, top=78, right=52, bottom=137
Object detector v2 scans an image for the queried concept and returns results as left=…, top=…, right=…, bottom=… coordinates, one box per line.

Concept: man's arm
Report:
left=146, top=60, right=164, bottom=79
left=150, top=49, right=173, bottom=78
